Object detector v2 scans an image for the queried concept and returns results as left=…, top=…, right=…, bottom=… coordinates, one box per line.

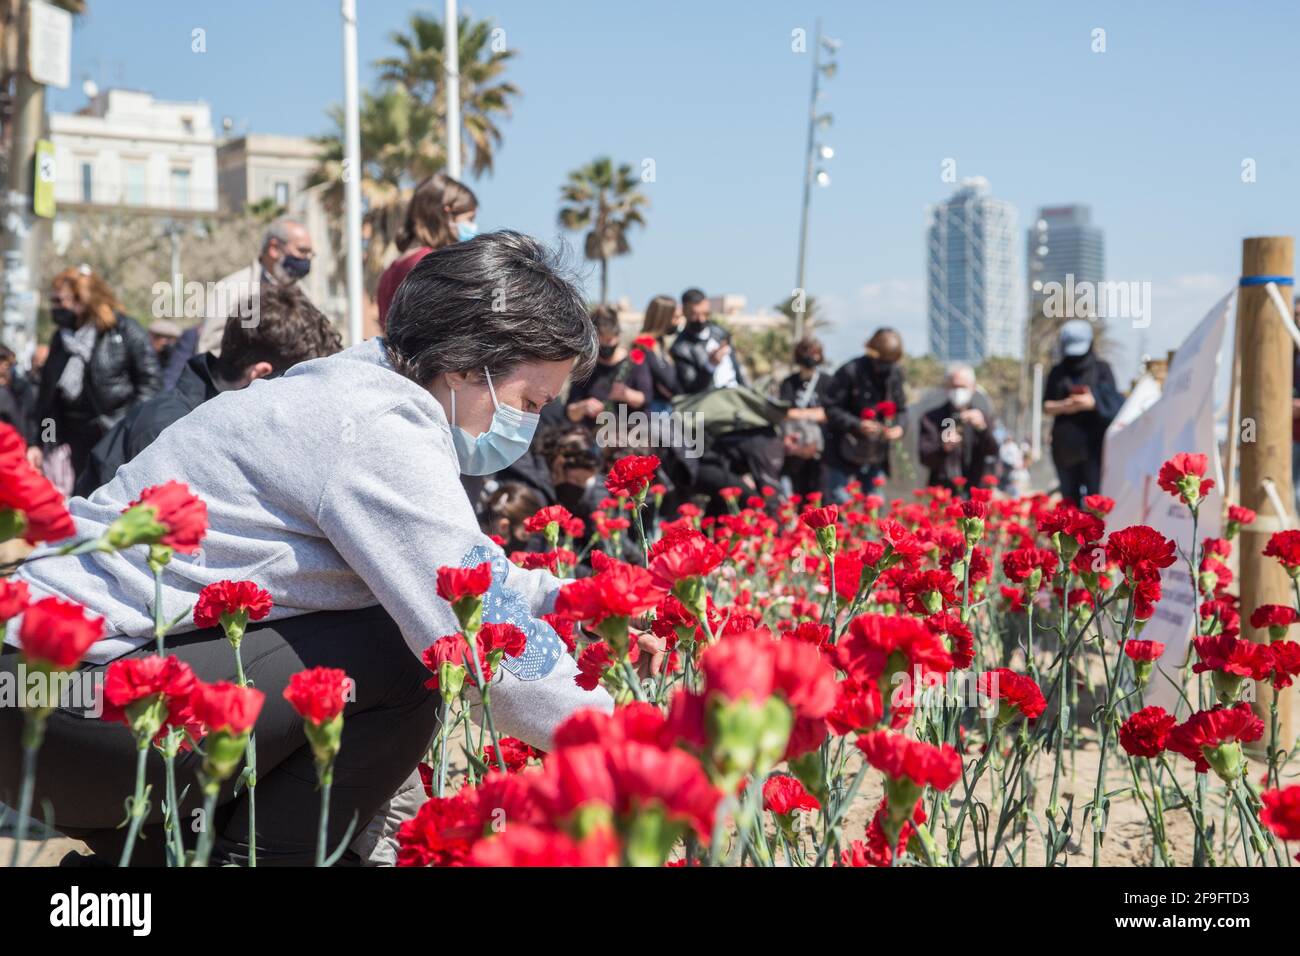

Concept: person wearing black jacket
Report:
left=74, top=285, right=343, bottom=497
left=565, top=305, right=653, bottom=430
left=36, top=268, right=162, bottom=477
left=1043, top=319, right=1123, bottom=503
left=779, top=336, right=834, bottom=496
left=824, top=327, right=908, bottom=500
left=669, top=288, right=745, bottom=394
left=917, top=364, right=999, bottom=493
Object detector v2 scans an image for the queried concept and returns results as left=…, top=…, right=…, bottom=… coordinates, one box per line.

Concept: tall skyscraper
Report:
left=1026, top=205, right=1105, bottom=322
left=926, top=177, right=1020, bottom=363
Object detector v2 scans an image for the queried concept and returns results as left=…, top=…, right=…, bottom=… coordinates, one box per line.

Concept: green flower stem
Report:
left=162, top=738, right=184, bottom=865
left=191, top=783, right=220, bottom=867
left=315, top=765, right=335, bottom=867
left=9, top=714, right=45, bottom=867
left=117, top=743, right=151, bottom=867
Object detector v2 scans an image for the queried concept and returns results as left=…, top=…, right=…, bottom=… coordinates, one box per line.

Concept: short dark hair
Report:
left=681, top=287, right=707, bottom=308
left=591, top=304, right=620, bottom=338
left=385, top=230, right=597, bottom=386
left=794, top=336, right=823, bottom=366
left=216, top=285, right=342, bottom=381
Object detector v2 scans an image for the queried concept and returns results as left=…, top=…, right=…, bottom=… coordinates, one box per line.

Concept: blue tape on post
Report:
left=1239, top=275, right=1295, bottom=286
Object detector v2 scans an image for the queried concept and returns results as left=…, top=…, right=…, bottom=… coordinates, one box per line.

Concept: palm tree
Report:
left=557, top=157, right=649, bottom=304
left=307, top=86, right=443, bottom=293
left=375, top=11, right=520, bottom=178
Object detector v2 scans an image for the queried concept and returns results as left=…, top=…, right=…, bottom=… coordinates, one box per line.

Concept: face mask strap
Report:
left=483, top=366, right=500, bottom=410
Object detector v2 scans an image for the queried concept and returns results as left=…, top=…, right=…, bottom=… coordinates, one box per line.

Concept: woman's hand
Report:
left=25, top=446, right=43, bottom=470
left=634, top=632, right=667, bottom=679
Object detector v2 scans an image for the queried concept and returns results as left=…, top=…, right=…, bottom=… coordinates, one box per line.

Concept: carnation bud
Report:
left=958, top=516, right=984, bottom=549
left=302, top=712, right=344, bottom=774
left=814, top=525, right=838, bottom=558
left=1203, top=741, right=1245, bottom=783
left=102, top=504, right=169, bottom=553
left=1051, top=531, right=1079, bottom=564
left=202, top=730, right=252, bottom=789
left=1210, top=671, right=1245, bottom=706
left=438, top=661, right=467, bottom=704
left=1197, top=570, right=1218, bottom=594
left=704, top=696, right=793, bottom=792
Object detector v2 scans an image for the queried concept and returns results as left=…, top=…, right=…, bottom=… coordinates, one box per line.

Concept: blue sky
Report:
left=51, top=0, right=1300, bottom=381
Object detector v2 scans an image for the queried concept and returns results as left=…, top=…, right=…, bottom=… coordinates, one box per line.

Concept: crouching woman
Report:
left=0, top=231, right=608, bottom=865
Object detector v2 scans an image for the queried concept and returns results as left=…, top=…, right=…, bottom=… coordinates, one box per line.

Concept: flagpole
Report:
left=341, top=0, right=364, bottom=345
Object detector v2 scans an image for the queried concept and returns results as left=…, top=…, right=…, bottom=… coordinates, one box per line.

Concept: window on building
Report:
left=124, top=161, right=147, bottom=206
left=274, top=181, right=290, bottom=207
left=170, top=167, right=191, bottom=208
left=80, top=162, right=93, bottom=202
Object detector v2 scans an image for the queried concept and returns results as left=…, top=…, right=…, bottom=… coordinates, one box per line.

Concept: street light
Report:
left=793, top=19, right=839, bottom=347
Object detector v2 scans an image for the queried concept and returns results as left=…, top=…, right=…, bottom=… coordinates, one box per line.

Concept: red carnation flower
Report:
left=0, top=424, right=76, bottom=543
left=1260, top=784, right=1300, bottom=842
left=1263, top=641, right=1300, bottom=690
left=1166, top=702, right=1264, bottom=777
left=283, top=666, right=350, bottom=724
left=193, top=579, right=273, bottom=630
left=1250, top=603, right=1298, bottom=638
left=555, top=560, right=666, bottom=625
left=1157, top=452, right=1214, bottom=506
left=605, top=454, right=661, bottom=499
left=1083, top=494, right=1114, bottom=516
left=0, top=578, right=30, bottom=621
left=189, top=680, right=265, bottom=735
left=836, top=613, right=954, bottom=688
left=523, top=505, right=574, bottom=535
left=977, top=668, right=1046, bottom=722
left=763, top=774, right=821, bottom=817
left=649, top=533, right=725, bottom=588
left=18, top=596, right=105, bottom=670
left=1002, top=546, right=1059, bottom=586
left=479, top=621, right=527, bottom=657
left=436, top=562, right=492, bottom=603
left=1119, top=705, right=1176, bottom=758
left=422, top=634, right=492, bottom=690
left=874, top=400, right=898, bottom=420
left=468, top=824, right=619, bottom=867
left=1265, top=530, right=1300, bottom=579
left=800, top=505, right=838, bottom=530
left=482, top=737, right=542, bottom=774
left=1106, top=525, right=1177, bottom=579
left=124, top=481, right=208, bottom=553
left=856, top=730, right=961, bottom=791
left=102, top=655, right=198, bottom=730
left=396, top=790, right=482, bottom=866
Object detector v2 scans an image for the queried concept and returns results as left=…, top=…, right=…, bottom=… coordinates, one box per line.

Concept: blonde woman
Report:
left=35, top=268, right=161, bottom=479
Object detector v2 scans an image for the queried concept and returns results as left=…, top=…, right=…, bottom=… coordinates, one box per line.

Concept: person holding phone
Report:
left=1042, top=319, right=1122, bottom=503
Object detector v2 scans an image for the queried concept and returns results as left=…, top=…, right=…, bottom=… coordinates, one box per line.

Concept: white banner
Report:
left=1101, top=291, right=1234, bottom=715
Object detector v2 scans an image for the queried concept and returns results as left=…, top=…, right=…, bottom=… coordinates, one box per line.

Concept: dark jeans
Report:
left=0, top=606, right=439, bottom=866
left=1053, top=454, right=1102, bottom=505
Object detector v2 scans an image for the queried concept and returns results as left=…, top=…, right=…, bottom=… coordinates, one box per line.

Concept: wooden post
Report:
left=1236, top=236, right=1295, bottom=753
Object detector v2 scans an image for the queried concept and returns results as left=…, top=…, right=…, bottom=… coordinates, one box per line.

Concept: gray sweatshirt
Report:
left=8, top=337, right=611, bottom=750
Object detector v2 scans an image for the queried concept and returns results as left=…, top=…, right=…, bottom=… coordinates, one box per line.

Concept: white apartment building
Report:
left=50, top=88, right=218, bottom=213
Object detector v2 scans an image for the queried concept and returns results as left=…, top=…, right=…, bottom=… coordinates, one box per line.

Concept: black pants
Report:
left=1053, top=454, right=1102, bottom=505
left=0, top=606, right=439, bottom=866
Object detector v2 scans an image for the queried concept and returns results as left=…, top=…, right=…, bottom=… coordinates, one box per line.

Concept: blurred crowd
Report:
left=4, top=171, right=1129, bottom=572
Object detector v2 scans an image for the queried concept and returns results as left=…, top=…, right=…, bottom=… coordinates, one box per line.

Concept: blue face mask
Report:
left=456, top=220, right=479, bottom=242
left=449, top=367, right=539, bottom=475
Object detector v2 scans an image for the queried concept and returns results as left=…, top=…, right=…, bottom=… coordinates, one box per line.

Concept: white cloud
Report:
left=818, top=278, right=927, bottom=366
